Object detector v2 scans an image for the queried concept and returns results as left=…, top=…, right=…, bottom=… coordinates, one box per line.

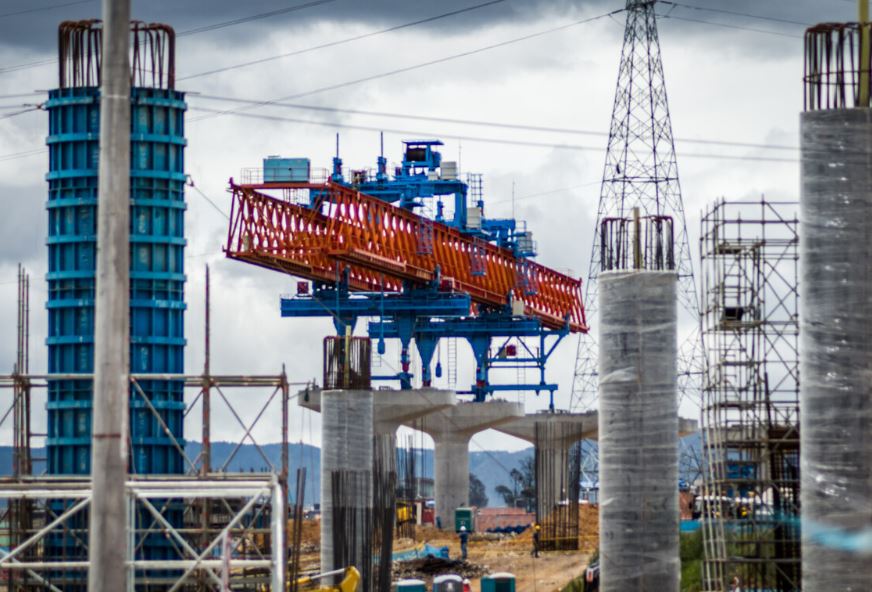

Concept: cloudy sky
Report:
left=0, top=0, right=854, bottom=453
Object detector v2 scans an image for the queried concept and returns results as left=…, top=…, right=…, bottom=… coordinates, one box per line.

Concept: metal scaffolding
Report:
left=0, top=267, right=310, bottom=590
left=0, top=476, right=285, bottom=591
left=699, top=199, right=800, bottom=592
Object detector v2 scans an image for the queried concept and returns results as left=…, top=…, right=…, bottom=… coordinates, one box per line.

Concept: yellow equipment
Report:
left=293, top=566, right=361, bottom=592
left=396, top=500, right=414, bottom=525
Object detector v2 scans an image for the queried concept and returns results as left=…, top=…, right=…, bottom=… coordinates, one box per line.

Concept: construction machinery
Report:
left=293, top=566, right=361, bottom=591
left=225, top=137, right=586, bottom=406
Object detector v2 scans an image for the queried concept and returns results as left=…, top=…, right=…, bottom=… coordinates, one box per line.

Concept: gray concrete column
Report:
left=801, top=108, right=872, bottom=589
left=432, top=436, right=472, bottom=528
left=412, top=401, right=524, bottom=529
left=599, top=270, right=679, bottom=592
left=89, top=2, right=131, bottom=590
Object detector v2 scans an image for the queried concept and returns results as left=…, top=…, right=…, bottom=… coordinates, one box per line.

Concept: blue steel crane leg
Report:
left=371, top=316, right=567, bottom=401
left=281, top=286, right=470, bottom=387
left=467, top=335, right=492, bottom=403
left=415, top=335, right=438, bottom=387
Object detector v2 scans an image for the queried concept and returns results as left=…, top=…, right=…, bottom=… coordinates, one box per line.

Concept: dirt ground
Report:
left=416, top=530, right=591, bottom=591
left=291, top=503, right=599, bottom=590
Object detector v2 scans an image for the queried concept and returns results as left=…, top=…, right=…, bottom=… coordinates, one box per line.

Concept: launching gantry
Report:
left=225, top=138, right=586, bottom=406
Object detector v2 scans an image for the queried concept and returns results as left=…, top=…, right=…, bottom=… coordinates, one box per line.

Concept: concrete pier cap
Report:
left=407, top=400, right=525, bottom=529
left=298, top=386, right=457, bottom=435
left=495, top=410, right=599, bottom=446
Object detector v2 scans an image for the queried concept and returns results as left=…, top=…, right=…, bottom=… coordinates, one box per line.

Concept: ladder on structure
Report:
left=447, top=338, right=458, bottom=389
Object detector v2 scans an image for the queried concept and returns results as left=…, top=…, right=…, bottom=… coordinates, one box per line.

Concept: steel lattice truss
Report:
left=699, top=199, right=800, bottom=592
left=226, top=181, right=587, bottom=332
left=570, top=0, right=700, bottom=412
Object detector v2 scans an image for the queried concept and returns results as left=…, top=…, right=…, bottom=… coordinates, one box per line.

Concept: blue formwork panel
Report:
left=45, top=86, right=188, bottom=584
left=45, top=87, right=187, bottom=476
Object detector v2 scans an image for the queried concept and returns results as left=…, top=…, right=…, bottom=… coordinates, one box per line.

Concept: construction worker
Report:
left=532, top=523, right=541, bottom=558
left=459, top=525, right=469, bottom=561
left=729, top=576, right=742, bottom=592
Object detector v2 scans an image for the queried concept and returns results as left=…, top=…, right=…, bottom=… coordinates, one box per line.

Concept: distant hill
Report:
left=0, top=434, right=702, bottom=508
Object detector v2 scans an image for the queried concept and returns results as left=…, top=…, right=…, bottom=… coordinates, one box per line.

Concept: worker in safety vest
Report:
left=532, top=523, right=541, bottom=558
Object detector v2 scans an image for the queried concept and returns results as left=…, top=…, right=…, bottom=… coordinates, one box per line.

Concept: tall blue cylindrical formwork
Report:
left=46, top=86, right=187, bottom=476
left=45, top=21, right=186, bottom=586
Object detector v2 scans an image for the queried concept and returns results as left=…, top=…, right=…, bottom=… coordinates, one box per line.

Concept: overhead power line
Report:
left=0, top=0, right=338, bottom=75
left=192, top=94, right=799, bottom=152
left=0, top=0, right=93, bottom=20
left=189, top=9, right=624, bottom=123
left=0, top=106, right=41, bottom=120
left=176, top=0, right=336, bottom=37
left=186, top=176, right=229, bottom=219
left=0, top=148, right=47, bottom=163
left=658, top=13, right=802, bottom=38
left=178, top=0, right=507, bottom=81
left=187, top=106, right=799, bottom=164
left=0, top=92, right=43, bottom=99
left=660, top=1, right=810, bottom=27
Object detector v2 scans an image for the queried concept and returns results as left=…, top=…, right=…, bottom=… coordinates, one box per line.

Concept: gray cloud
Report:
left=0, top=0, right=850, bottom=56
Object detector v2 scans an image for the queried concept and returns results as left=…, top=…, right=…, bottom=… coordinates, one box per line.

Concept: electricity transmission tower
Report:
left=569, top=0, right=700, bottom=412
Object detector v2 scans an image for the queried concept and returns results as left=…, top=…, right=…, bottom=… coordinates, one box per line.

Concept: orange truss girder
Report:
left=225, top=181, right=587, bottom=332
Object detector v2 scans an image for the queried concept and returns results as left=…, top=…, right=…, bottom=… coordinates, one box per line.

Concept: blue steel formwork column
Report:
left=46, top=20, right=186, bottom=585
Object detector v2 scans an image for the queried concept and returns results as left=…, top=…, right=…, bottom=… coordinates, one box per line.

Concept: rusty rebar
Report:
left=58, top=19, right=175, bottom=88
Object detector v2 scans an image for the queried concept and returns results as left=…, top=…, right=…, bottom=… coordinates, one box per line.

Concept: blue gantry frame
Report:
left=278, top=137, right=565, bottom=405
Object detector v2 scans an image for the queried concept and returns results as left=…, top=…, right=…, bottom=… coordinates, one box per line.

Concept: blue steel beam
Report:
left=370, top=316, right=567, bottom=407
left=281, top=284, right=470, bottom=388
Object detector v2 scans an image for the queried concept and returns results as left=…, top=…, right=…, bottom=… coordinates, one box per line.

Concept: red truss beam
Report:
left=225, top=181, right=587, bottom=332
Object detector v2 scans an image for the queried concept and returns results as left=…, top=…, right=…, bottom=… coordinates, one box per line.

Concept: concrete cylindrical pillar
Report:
left=599, top=270, right=678, bottom=592
left=320, top=389, right=373, bottom=578
left=800, top=108, right=872, bottom=590
left=433, top=437, right=471, bottom=529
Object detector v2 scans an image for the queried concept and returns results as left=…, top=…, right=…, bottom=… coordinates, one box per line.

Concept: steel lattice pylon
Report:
left=570, top=0, right=700, bottom=412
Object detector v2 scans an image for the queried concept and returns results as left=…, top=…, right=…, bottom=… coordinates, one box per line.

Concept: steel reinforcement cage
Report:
left=323, top=336, right=372, bottom=390
left=699, top=199, right=800, bottom=592
left=804, top=22, right=872, bottom=111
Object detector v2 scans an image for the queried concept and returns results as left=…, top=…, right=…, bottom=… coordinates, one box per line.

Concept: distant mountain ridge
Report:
left=0, top=442, right=530, bottom=507
left=0, top=435, right=702, bottom=507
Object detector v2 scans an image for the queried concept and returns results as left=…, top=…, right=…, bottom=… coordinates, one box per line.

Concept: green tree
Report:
left=469, top=472, right=488, bottom=507
left=497, top=457, right=535, bottom=509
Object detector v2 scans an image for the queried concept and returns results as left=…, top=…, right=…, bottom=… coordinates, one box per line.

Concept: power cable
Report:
left=187, top=106, right=800, bottom=164
left=192, top=94, right=799, bottom=152
left=657, top=12, right=802, bottom=38
left=489, top=181, right=603, bottom=206
left=0, top=148, right=47, bottom=163
left=177, top=0, right=507, bottom=81
left=186, top=176, right=229, bottom=219
left=188, top=8, right=625, bottom=122
left=659, top=1, right=810, bottom=27
left=0, top=0, right=93, bottom=19
left=176, top=0, right=336, bottom=37
left=0, top=0, right=337, bottom=75
left=0, top=106, right=42, bottom=120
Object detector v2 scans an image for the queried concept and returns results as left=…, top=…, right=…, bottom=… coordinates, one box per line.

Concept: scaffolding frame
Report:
left=699, top=199, right=800, bottom=592
left=0, top=266, right=311, bottom=590
left=0, top=476, right=284, bottom=591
